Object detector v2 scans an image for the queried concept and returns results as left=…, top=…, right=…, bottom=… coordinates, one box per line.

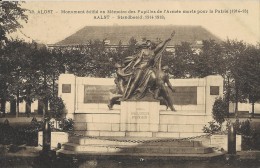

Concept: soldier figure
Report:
left=154, top=65, right=176, bottom=111
left=108, top=63, right=132, bottom=109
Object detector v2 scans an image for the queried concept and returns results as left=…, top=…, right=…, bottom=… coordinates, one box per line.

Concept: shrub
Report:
left=203, top=121, right=221, bottom=134
left=0, top=122, right=15, bottom=145
left=234, top=119, right=256, bottom=150
left=234, top=119, right=252, bottom=136
left=0, top=118, right=43, bottom=146
left=49, top=96, right=65, bottom=121
left=59, top=118, right=74, bottom=132
left=212, top=97, right=228, bottom=125
left=203, top=98, right=228, bottom=134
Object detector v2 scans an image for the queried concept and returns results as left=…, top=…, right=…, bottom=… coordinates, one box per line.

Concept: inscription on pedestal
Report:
left=84, top=85, right=114, bottom=103
left=129, top=106, right=151, bottom=123
left=120, top=101, right=160, bottom=132
left=131, top=112, right=149, bottom=120
left=169, top=86, right=197, bottom=105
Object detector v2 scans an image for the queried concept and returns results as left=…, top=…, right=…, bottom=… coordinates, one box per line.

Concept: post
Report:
left=228, top=123, right=236, bottom=154
left=39, top=118, right=56, bottom=166
left=251, top=101, right=255, bottom=118
left=42, top=118, right=51, bottom=152
left=3, top=119, right=10, bottom=145
left=226, top=76, right=230, bottom=118
left=3, top=119, right=9, bottom=125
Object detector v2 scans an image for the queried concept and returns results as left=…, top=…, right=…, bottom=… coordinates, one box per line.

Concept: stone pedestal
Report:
left=58, top=74, right=225, bottom=138
left=120, top=101, right=160, bottom=132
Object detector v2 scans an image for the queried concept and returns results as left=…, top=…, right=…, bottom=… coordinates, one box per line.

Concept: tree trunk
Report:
left=0, top=99, right=6, bottom=117
left=16, top=89, right=19, bottom=118
left=235, top=84, right=239, bottom=117
left=10, top=100, right=16, bottom=115
left=16, top=70, right=20, bottom=118
left=25, top=87, right=32, bottom=116
left=25, top=101, right=31, bottom=115
left=43, top=71, right=48, bottom=116
left=43, top=98, right=48, bottom=117
left=38, top=99, right=44, bottom=115
left=252, top=101, right=255, bottom=118
left=226, top=76, right=230, bottom=118
left=52, top=73, right=55, bottom=97
left=0, top=82, right=8, bottom=117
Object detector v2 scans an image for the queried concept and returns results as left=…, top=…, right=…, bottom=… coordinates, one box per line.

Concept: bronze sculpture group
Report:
left=108, top=31, right=176, bottom=111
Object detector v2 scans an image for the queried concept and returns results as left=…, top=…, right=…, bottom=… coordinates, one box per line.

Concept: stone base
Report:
left=63, top=135, right=210, bottom=153
left=73, top=101, right=213, bottom=138
left=73, top=130, right=206, bottom=138
left=120, top=101, right=160, bottom=132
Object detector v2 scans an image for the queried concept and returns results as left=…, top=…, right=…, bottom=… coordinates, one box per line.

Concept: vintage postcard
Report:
left=0, top=0, right=260, bottom=167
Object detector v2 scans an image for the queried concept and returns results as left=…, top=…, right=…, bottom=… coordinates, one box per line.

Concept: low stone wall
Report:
left=210, top=135, right=242, bottom=151
left=0, top=117, right=42, bottom=126
left=38, top=131, right=69, bottom=149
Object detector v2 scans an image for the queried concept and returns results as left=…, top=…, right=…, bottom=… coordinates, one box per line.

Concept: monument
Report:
left=108, top=31, right=176, bottom=111
left=58, top=31, right=224, bottom=138
left=105, top=31, right=176, bottom=134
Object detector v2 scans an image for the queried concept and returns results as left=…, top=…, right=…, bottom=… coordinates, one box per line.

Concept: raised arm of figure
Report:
left=154, top=31, right=175, bottom=55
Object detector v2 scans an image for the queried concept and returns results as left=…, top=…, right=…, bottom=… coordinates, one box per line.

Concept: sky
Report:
left=12, top=0, right=260, bottom=45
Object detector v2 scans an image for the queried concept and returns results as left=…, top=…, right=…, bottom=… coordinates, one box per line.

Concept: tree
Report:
left=0, top=1, right=27, bottom=115
left=65, top=41, right=111, bottom=77
left=0, top=40, right=42, bottom=116
left=0, top=2, right=28, bottom=45
left=0, top=44, right=13, bottom=115
left=239, top=45, right=260, bottom=115
left=64, top=40, right=124, bottom=78
left=123, top=37, right=137, bottom=57
left=31, top=46, right=55, bottom=115
left=88, top=40, right=115, bottom=77
left=18, top=42, right=43, bottom=115
left=114, top=40, right=124, bottom=65
left=193, top=40, right=224, bottom=78
left=168, top=42, right=195, bottom=78
left=0, top=40, right=26, bottom=115
left=222, top=39, right=248, bottom=114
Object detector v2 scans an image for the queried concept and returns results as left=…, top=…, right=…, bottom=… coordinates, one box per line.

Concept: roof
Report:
left=56, top=25, right=221, bottom=46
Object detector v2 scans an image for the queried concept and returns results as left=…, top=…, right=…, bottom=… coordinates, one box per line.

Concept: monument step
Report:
left=57, top=149, right=225, bottom=161
left=73, top=130, right=206, bottom=138
left=62, top=143, right=213, bottom=154
left=69, top=136, right=203, bottom=147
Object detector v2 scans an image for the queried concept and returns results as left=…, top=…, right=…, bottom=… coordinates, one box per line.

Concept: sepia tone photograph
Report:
left=0, top=0, right=260, bottom=167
